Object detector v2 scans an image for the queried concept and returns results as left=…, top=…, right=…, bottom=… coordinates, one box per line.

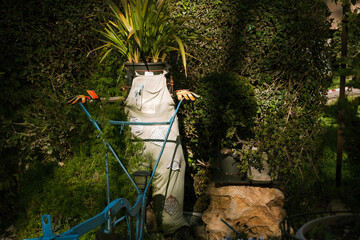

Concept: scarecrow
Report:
left=124, top=70, right=198, bottom=238
left=68, top=71, right=198, bottom=239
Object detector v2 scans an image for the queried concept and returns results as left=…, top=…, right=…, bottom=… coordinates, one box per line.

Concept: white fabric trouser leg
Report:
left=125, top=73, right=188, bottom=235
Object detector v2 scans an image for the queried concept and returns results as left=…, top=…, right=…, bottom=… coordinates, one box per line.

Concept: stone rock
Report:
left=202, top=182, right=286, bottom=239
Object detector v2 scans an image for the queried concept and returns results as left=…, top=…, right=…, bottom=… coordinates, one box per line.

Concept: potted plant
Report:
left=295, top=213, right=360, bottom=240
left=92, top=0, right=203, bottom=80
left=89, top=1, right=211, bottom=237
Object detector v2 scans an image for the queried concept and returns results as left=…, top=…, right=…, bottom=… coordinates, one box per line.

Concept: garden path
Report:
left=326, top=87, right=360, bottom=102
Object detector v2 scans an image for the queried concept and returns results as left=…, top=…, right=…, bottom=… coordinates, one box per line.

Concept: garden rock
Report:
left=202, top=182, right=286, bottom=239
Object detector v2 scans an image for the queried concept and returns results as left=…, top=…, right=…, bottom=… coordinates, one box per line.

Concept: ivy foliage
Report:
left=16, top=102, right=147, bottom=239
left=175, top=0, right=333, bottom=191
left=331, top=5, right=360, bottom=87
left=0, top=0, right=354, bottom=237
left=0, top=0, right=146, bottom=237
left=343, top=97, right=360, bottom=169
left=183, top=72, right=257, bottom=167
left=172, top=0, right=330, bottom=88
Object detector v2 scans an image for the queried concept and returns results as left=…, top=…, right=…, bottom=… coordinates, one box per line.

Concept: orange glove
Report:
left=67, top=95, right=90, bottom=104
left=176, top=89, right=199, bottom=101
left=67, top=90, right=99, bottom=104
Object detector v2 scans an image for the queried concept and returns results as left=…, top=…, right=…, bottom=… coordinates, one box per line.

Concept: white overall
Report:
left=125, top=72, right=188, bottom=234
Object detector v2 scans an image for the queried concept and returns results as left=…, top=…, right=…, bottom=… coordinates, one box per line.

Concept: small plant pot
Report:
left=221, top=155, right=241, bottom=176
left=125, top=62, right=169, bottom=86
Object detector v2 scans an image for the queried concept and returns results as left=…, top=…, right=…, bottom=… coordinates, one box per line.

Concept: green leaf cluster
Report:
left=0, top=0, right=146, bottom=237
left=16, top=102, right=147, bottom=239
left=2, top=0, right=357, bottom=233
left=95, top=0, right=205, bottom=76
left=174, top=0, right=334, bottom=201
left=331, top=8, right=360, bottom=84
left=182, top=72, right=257, bottom=170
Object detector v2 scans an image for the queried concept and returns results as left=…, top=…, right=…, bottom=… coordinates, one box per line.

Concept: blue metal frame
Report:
left=24, top=99, right=183, bottom=240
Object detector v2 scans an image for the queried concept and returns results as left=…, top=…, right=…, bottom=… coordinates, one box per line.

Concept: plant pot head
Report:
left=93, top=0, right=200, bottom=76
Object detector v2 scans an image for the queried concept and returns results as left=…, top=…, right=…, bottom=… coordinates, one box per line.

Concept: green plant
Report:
left=94, top=0, right=204, bottom=75
left=169, top=0, right=336, bottom=216
left=0, top=0, right=108, bottom=232
left=330, top=3, right=360, bottom=85
left=183, top=72, right=257, bottom=170
left=307, top=223, right=332, bottom=240
left=16, top=101, right=150, bottom=239
left=0, top=0, right=144, bottom=235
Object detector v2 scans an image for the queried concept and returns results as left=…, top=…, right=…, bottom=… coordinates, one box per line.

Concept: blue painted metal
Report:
left=41, top=215, right=53, bottom=238
left=25, top=100, right=183, bottom=240
left=104, top=152, right=111, bottom=231
left=105, top=152, right=110, bottom=205
left=221, top=218, right=240, bottom=236
left=79, top=103, right=140, bottom=194
left=25, top=198, right=135, bottom=240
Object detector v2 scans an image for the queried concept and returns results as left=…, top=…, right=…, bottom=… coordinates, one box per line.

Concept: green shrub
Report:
left=342, top=97, right=360, bottom=207
left=182, top=72, right=257, bottom=173
left=343, top=97, right=360, bottom=164
left=16, top=101, right=148, bottom=239
left=0, top=0, right=150, bottom=236
left=174, top=0, right=333, bottom=212
left=0, top=0, right=346, bottom=232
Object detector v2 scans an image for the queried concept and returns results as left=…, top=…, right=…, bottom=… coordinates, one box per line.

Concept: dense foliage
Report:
left=0, top=0, right=139, bottom=238
left=2, top=0, right=358, bottom=238
left=174, top=0, right=333, bottom=200
left=183, top=72, right=257, bottom=168
left=343, top=97, right=360, bottom=207
left=331, top=6, right=360, bottom=87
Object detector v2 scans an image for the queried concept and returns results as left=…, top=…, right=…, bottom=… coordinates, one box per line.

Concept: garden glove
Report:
left=67, top=95, right=90, bottom=104
left=86, top=90, right=99, bottom=100
left=176, top=89, right=199, bottom=101
left=67, top=90, right=99, bottom=104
